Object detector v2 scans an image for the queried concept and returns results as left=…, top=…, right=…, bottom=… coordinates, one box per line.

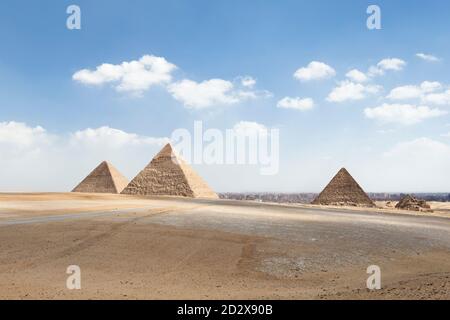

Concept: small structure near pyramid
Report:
left=72, top=161, right=129, bottom=194
left=312, top=168, right=375, bottom=207
left=395, top=195, right=432, bottom=212
left=121, top=143, right=218, bottom=199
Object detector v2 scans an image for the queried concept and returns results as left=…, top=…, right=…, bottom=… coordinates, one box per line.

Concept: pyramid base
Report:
left=312, top=200, right=376, bottom=208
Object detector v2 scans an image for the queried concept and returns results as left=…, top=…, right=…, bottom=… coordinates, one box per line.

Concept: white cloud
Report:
left=294, top=61, right=336, bottom=82
left=71, top=126, right=168, bottom=148
left=233, top=121, right=269, bottom=137
left=387, top=85, right=423, bottom=100
left=441, top=132, right=450, bottom=138
left=327, top=80, right=381, bottom=103
left=377, top=58, right=406, bottom=71
left=168, top=79, right=238, bottom=109
left=368, top=58, right=406, bottom=77
left=0, top=121, right=51, bottom=149
left=367, top=66, right=384, bottom=77
left=240, top=76, right=256, bottom=88
left=345, top=69, right=369, bottom=83
left=422, top=89, right=450, bottom=106
left=276, top=97, right=315, bottom=111
left=0, top=122, right=168, bottom=192
left=73, top=55, right=177, bottom=94
left=387, top=81, right=442, bottom=100
left=416, top=53, right=440, bottom=62
left=167, top=78, right=268, bottom=109
left=73, top=55, right=271, bottom=108
left=364, top=103, right=447, bottom=125
left=420, top=81, right=442, bottom=93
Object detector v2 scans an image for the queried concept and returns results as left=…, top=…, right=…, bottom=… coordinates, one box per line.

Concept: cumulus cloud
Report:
left=421, top=81, right=443, bottom=93
left=387, top=85, right=423, bottom=100
left=0, top=121, right=52, bottom=150
left=276, top=97, right=314, bottom=111
left=377, top=58, right=406, bottom=71
left=422, top=89, right=450, bottom=106
left=73, top=55, right=271, bottom=109
left=233, top=121, right=269, bottom=137
left=367, top=66, right=384, bottom=77
left=368, top=58, right=406, bottom=77
left=294, top=61, right=336, bottom=82
left=70, top=126, right=168, bottom=148
left=168, top=79, right=238, bottom=109
left=387, top=81, right=450, bottom=106
left=387, top=81, right=442, bottom=100
left=0, top=122, right=168, bottom=191
left=416, top=53, right=440, bottom=62
left=345, top=69, right=369, bottom=83
left=73, top=55, right=177, bottom=94
left=240, top=76, right=256, bottom=88
left=364, top=103, right=447, bottom=125
left=327, top=80, right=381, bottom=103
left=167, top=78, right=269, bottom=109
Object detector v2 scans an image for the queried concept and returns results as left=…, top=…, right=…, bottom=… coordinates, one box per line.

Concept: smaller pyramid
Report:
left=396, top=195, right=431, bottom=212
left=312, top=168, right=375, bottom=207
left=72, top=161, right=129, bottom=194
left=121, top=143, right=218, bottom=199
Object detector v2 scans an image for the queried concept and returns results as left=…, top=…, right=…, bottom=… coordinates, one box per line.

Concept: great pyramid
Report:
left=121, top=143, right=218, bottom=199
left=72, top=161, right=129, bottom=194
left=312, top=168, right=375, bottom=207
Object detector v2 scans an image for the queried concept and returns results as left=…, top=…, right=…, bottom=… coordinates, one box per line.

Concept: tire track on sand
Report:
left=19, top=205, right=209, bottom=268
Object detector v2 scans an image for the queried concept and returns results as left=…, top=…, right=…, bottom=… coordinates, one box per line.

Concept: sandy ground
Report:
left=0, top=193, right=449, bottom=300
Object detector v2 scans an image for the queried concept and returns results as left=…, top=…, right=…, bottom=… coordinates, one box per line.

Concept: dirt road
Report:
left=0, top=193, right=449, bottom=299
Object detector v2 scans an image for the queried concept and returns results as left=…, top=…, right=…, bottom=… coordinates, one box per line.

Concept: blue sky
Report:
left=1, top=0, right=450, bottom=192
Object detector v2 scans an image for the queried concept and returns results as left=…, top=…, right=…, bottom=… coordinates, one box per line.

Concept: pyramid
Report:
left=72, top=161, right=129, bottom=194
left=312, top=168, right=375, bottom=207
left=121, top=143, right=218, bottom=199
left=396, top=195, right=431, bottom=212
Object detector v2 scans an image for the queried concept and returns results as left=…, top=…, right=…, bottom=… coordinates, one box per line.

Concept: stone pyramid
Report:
left=121, top=143, right=218, bottom=199
left=396, top=195, right=431, bottom=212
left=72, top=161, right=129, bottom=194
left=312, top=168, right=375, bottom=207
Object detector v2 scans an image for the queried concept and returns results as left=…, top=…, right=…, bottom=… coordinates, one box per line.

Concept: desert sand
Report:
left=0, top=193, right=449, bottom=300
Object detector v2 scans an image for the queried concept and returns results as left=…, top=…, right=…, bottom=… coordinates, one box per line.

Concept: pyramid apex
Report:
left=156, top=143, right=176, bottom=157
left=336, top=168, right=352, bottom=177
left=99, top=161, right=114, bottom=170
left=163, top=142, right=173, bottom=149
